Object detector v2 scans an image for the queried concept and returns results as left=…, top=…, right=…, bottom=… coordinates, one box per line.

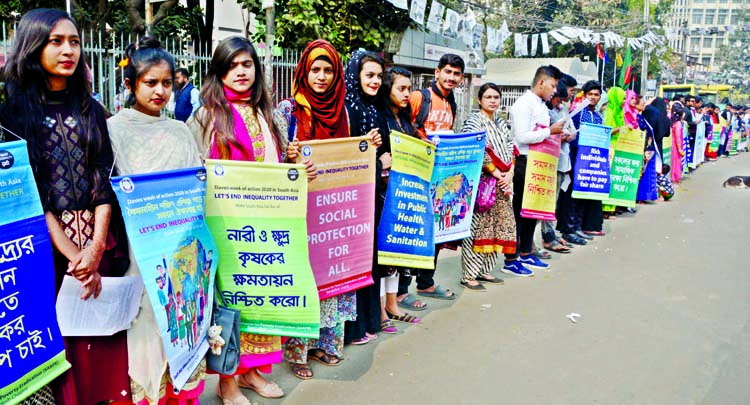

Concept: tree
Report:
left=716, top=10, right=750, bottom=94
left=123, top=0, right=179, bottom=35
left=238, top=0, right=415, bottom=54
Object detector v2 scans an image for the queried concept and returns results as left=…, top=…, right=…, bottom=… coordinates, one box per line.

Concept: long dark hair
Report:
left=123, top=37, right=175, bottom=107
left=376, top=66, right=415, bottom=136
left=2, top=8, right=108, bottom=203
left=196, top=36, right=282, bottom=159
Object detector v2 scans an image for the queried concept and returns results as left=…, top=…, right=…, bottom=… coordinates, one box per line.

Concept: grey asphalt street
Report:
left=201, top=151, right=750, bottom=405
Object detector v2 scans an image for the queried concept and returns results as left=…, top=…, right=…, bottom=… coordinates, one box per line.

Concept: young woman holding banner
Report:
left=108, top=37, right=206, bottom=405
left=189, top=36, right=313, bottom=403
left=343, top=50, right=388, bottom=344
left=459, top=83, right=516, bottom=291
left=0, top=8, right=130, bottom=404
left=374, top=67, right=425, bottom=326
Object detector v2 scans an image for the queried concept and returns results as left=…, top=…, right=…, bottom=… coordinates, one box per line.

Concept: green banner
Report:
left=662, top=136, right=672, bottom=169
left=204, top=160, right=321, bottom=338
left=604, top=127, right=645, bottom=207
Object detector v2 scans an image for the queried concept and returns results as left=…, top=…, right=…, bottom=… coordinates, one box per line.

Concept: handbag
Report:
left=206, top=293, right=241, bottom=375
left=475, top=175, right=497, bottom=213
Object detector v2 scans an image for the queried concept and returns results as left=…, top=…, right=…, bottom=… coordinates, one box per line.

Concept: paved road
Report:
left=201, top=152, right=750, bottom=404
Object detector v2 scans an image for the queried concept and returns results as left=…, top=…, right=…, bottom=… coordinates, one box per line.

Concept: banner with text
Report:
left=427, top=131, right=485, bottom=243
left=298, top=137, right=375, bottom=300
left=205, top=160, right=320, bottom=338
left=707, top=124, right=721, bottom=158
left=572, top=123, right=612, bottom=200
left=378, top=132, right=436, bottom=269
left=604, top=127, right=646, bottom=207
left=521, top=134, right=561, bottom=220
left=0, top=140, right=69, bottom=404
left=112, top=167, right=216, bottom=390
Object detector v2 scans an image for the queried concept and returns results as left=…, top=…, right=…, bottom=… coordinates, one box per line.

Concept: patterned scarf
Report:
left=345, top=50, right=380, bottom=137
left=292, top=39, right=349, bottom=140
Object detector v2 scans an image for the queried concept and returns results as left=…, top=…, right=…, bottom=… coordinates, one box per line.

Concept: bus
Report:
left=659, top=84, right=695, bottom=101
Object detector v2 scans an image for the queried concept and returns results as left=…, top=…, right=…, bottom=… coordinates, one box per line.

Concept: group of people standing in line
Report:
left=2, top=8, right=746, bottom=405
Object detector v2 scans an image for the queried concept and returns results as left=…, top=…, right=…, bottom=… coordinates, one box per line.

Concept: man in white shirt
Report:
left=503, top=65, right=564, bottom=276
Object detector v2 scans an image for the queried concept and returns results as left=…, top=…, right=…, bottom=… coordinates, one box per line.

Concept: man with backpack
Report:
left=396, top=54, right=465, bottom=309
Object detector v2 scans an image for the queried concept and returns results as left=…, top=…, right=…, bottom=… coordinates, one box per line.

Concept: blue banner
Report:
left=427, top=131, right=485, bottom=243
left=0, top=140, right=69, bottom=404
left=111, top=167, right=217, bottom=390
left=377, top=132, right=436, bottom=270
left=572, top=123, right=612, bottom=200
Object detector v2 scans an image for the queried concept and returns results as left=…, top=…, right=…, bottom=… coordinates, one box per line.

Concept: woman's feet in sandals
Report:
left=237, top=369, right=284, bottom=399
left=416, top=285, right=456, bottom=300
left=544, top=240, right=571, bottom=254
left=217, top=378, right=252, bottom=405
left=308, top=348, right=341, bottom=366
left=290, top=363, right=313, bottom=380
left=396, top=294, right=427, bottom=311
left=386, top=308, right=422, bottom=324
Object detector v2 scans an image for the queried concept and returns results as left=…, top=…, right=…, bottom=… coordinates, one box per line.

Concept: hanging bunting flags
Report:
left=541, top=33, right=550, bottom=54
left=487, top=26, right=499, bottom=53
left=386, top=0, right=407, bottom=9
left=442, top=7, right=459, bottom=39
left=409, top=0, right=426, bottom=25
left=549, top=29, right=570, bottom=45
left=426, top=2, right=444, bottom=33
left=459, top=7, right=477, bottom=48
left=530, top=34, right=539, bottom=57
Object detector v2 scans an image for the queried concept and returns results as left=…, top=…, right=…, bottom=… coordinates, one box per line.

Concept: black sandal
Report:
left=308, top=349, right=341, bottom=367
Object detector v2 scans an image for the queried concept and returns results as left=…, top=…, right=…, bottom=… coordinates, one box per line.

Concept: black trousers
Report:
left=509, top=155, right=536, bottom=257
left=397, top=248, right=439, bottom=295
left=556, top=178, right=575, bottom=234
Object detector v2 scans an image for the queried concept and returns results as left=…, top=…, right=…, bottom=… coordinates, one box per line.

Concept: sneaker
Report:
left=518, top=254, right=550, bottom=269
left=562, top=233, right=587, bottom=245
left=501, top=260, right=535, bottom=277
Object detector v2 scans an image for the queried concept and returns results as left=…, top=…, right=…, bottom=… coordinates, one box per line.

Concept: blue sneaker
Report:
left=518, top=254, right=550, bottom=269
left=501, top=260, right=535, bottom=277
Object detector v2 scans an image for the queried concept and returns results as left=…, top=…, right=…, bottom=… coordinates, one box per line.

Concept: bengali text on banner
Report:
left=604, top=127, right=646, bottom=207
left=521, top=133, right=561, bottom=220
left=111, top=167, right=217, bottom=391
left=377, top=132, right=436, bottom=269
left=427, top=131, right=485, bottom=243
left=297, top=137, right=375, bottom=300
left=204, top=160, right=321, bottom=338
left=572, top=123, right=612, bottom=200
left=0, top=140, right=69, bottom=404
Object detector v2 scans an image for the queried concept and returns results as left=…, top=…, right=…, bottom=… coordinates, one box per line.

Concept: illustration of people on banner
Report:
left=427, top=131, right=485, bottom=243
left=572, top=123, right=612, bottom=200
left=0, top=140, right=69, bottom=404
left=204, top=160, right=321, bottom=338
left=112, top=167, right=217, bottom=390
left=296, top=137, right=376, bottom=300
left=377, top=132, right=436, bottom=269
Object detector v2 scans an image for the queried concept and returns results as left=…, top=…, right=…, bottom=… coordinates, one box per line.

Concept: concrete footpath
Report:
left=200, top=152, right=750, bottom=404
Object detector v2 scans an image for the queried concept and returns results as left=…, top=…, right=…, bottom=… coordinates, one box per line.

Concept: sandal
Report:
left=290, top=363, right=313, bottom=380
left=416, top=285, right=456, bottom=300
left=237, top=374, right=284, bottom=399
left=366, top=332, right=378, bottom=341
left=216, top=382, right=252, bottom=405
left=386, top=310, right=422, bottom=324
left=381, top=319, right=398, bottom=334
left=350, top=337, right=369, bottom=345
left=308, top=349, right=341, bottom=366
left=460, top=280, right=487, bottom=291
left=584, top=230, right=605, bottom=236
left=397, top=294, right=428, bottom=311
left=475, top=275, right=504, bottom=284
left=533, top=247, right=552, bottom=259
left=544, top=240, right=571, bottom=254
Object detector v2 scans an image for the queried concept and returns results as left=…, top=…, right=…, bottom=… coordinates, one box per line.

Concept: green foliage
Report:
left=716, top=9, right=750, bottom=94
left=239, top=0, right=415, bottom=54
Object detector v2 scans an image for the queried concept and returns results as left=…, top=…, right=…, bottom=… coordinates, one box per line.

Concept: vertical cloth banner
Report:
left=604, top=127, right=646, bottom=207
left=662, top=136, right=672, bottom=170
left=298, top=137, right=375, bottom=300
left=0, top=140, right=69, bottom=404
left=572, top=123, right=612, bottom=200
left=204, top=160, right=320, bottom=338
left=521, top=134, right=561, bottom=220
left=690, top=121, right=706, bottom=169
left=427, top=131, right=485, bottom=243
left=707, top=124, right=721, bottom=158
left=378, top=132, right=436, bottom=269
left=111, top=167, right=216, bottom=390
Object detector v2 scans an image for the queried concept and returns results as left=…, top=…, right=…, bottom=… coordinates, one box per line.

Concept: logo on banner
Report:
left=119, top=177, right=135, bottom=193
left=214, top=165, right=225, bottom=176
left=476, top=133, right=483, bottom=141
left=0, top=149, right=14, bottom=169
left=394, top=135, right=401, bottom=144
left=358, top=140, right=369, bottom=152
left=433, top=135, right=441, bottom=145
left=287, top=168, right=300, bottom=181
left=302, top=145, right=312, bottom=158
left=426, top=146, right=432, bottom=155
left=195, top=168, right=207, bottom=182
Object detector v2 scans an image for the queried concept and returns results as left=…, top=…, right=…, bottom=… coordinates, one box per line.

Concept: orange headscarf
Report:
left=292, top=39, right=349, bottom=140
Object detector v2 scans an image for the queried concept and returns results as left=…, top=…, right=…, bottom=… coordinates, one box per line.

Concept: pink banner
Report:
left=300, top=137, right=376, bottom=300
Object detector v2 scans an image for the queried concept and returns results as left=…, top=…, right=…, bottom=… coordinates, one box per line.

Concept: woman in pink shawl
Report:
left=669, top=101, right=686, bottom=183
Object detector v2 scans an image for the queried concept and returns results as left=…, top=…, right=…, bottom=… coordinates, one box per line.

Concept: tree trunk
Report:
left=125, top=0, right=147, bottom=34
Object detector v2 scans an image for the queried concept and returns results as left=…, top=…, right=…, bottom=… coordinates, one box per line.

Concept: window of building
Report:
left=691, top=37, right=701, bottom=51
left=703, top=37, right=713, bottom=48
left=702, top=57, right=711, bottom=66
left=718, top=10, right=728, bottom=24
left=705, top=10, right=715, bottom=23
left=692, top=10, right=704, bottom=24
left=731, top=13, right=739, bottom=24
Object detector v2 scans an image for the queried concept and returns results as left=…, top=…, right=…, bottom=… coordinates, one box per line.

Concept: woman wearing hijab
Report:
left=342, top=50, right=386, bottom=345
left=669, top=99, right=686, bottom=183
left=634, top=95, right=659, bottom=202
left=643, top=97, right=670, bottom=160
left=602, top=87, right=626, bottom=219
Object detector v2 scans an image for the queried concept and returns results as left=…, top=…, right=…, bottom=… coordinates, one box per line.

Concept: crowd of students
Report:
left=2, top=8, right=748, bottom=405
